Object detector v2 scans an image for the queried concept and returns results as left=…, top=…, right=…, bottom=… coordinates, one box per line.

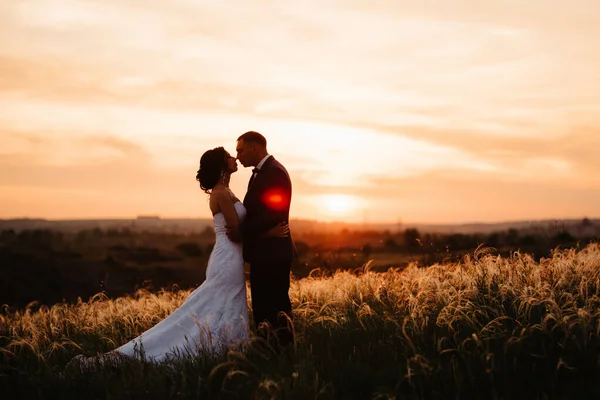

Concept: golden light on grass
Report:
left=2, top=244, right=600, bottom=396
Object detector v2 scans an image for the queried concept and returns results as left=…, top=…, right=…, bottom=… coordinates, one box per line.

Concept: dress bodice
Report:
left=213, top=201, right=246, bottom=236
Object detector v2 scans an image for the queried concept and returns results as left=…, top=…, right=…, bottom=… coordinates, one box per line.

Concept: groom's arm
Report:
left=240, top=168, right=291, bottom=238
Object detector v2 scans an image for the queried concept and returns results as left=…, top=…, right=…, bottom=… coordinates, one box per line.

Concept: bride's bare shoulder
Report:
left=209, top=187, right=227, bottom=214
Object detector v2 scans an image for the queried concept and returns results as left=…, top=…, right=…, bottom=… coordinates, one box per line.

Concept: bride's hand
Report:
left=263, top=222, right=290, bottom=238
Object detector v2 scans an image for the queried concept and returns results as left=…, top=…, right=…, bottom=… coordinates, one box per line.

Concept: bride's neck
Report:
left=219, top=173, right=231, bottom=186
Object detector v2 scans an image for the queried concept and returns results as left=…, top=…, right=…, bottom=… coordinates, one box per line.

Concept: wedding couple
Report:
left=73, top=131, right=296, bottom=366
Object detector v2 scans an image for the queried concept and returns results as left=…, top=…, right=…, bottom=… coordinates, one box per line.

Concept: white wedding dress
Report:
left=112, top=201, right=250, bottom=362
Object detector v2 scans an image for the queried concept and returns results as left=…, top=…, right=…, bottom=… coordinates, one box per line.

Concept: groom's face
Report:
left=235, top=139, right=255, bottom=167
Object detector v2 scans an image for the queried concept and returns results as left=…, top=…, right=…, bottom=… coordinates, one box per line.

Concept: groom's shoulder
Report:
left=267, top=157, right=289, bottom=174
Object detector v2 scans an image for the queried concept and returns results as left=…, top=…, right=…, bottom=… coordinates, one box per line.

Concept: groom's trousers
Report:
left=249, top=259, right=294, bottom=348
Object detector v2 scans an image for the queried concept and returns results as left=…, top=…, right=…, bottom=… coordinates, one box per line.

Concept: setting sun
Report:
left=319, top=194, right=361, bottom=216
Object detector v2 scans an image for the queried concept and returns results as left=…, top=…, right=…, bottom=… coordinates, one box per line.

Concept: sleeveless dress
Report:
left=113, top=201, right=250, bottom=361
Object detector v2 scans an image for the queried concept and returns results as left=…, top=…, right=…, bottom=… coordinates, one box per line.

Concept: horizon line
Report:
left=1, top=215, right=598, bottom=227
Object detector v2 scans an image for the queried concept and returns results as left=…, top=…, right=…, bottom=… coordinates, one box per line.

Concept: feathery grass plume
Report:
left=1, top=244, right=600, bottom=398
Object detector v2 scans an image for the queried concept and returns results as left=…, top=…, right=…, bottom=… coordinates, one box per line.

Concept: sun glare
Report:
left=320, top=194, right=360, bottom=215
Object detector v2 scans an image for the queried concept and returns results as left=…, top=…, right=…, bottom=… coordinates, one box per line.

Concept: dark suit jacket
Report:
left=241, top=156, right=297, bottom=264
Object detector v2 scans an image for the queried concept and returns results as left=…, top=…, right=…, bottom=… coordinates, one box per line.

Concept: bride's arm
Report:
left=213, top=190, right=241, bottom=240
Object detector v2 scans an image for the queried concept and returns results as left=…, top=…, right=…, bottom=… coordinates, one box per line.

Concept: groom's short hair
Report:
left=238, top=131, right=267, bottom=147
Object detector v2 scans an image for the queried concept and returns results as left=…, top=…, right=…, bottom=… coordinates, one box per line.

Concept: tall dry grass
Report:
left=1, top=244, right=600, bottom=399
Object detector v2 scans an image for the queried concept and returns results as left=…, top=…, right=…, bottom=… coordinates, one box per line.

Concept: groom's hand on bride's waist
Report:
left=226, top=227, right=242, bottom=242
left=262, top=222, right=290, bottom=238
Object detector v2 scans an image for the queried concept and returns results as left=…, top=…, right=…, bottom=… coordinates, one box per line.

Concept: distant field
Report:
left=2, top=244, right=600, bottom=399
left=367, top=252, right=415, bottom=268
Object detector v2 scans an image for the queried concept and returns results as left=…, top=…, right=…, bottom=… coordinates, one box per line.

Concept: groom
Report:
left=227, top=131, right=296, bottom=348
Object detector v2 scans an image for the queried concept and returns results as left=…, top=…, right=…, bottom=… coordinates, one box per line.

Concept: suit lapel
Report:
left=247, top=173, right=257, bottom=190
left=246, top=156, right=275, bottom=193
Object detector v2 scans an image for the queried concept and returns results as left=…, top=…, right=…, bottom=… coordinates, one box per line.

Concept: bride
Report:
left=71, top=146, right=285, bottom=366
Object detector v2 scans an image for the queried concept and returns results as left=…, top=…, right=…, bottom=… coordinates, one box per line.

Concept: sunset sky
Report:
left=1, top=0, right=599, bottom=224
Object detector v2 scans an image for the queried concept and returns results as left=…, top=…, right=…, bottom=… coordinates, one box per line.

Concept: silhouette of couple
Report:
left=72, top=131, right=296, bottom=366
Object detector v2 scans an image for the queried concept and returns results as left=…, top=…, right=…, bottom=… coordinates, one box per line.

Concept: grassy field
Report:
left=2, top=244, right=600, bottom=399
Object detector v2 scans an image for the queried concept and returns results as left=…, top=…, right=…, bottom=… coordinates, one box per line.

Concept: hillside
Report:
left=1, top=216, right=599, bottom=236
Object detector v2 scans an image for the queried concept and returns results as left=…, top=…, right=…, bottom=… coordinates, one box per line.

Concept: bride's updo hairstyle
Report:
left=196, top=146, right=227, bottom=193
